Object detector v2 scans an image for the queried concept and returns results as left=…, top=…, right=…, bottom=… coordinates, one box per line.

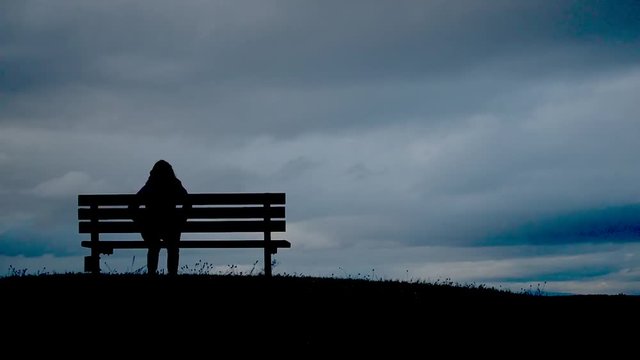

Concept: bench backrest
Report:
left=78, top=193, right=286, bottom=234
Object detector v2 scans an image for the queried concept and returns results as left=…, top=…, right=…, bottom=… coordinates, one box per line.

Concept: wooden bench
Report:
left=78, top=193, right=289, bottom=277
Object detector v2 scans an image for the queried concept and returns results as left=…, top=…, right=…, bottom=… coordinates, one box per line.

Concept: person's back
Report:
left=133, top=160, right=190, bottom=275
left=138, top=170, right=187, bottom=226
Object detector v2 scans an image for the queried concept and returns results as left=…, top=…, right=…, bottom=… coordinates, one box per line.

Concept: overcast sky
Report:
left=2, top=0, right=640, bottom=294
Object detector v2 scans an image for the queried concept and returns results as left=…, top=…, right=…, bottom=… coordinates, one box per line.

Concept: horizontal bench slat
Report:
left=78, top=206, right=285, bottom=220
left=81, top=240, right=291, bottom=249
left=78, top=193, right=285, bottom=206
left=79, top=220, right=286, bottom=233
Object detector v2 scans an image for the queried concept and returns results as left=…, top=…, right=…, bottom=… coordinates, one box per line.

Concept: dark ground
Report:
left=1, top=274, right=638, bottom=354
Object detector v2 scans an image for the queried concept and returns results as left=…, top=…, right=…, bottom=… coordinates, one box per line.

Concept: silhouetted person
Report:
left=131, top=160, right=190, bottom=275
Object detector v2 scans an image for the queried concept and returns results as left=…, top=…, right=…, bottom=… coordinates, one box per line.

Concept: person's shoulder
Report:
left=174, top=179, right=188, bottom=193
left=136, top=184, right=148, bottom=195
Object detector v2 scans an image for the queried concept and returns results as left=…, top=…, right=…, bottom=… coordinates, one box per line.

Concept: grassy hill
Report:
left=2, top=273, right=638, bottom=352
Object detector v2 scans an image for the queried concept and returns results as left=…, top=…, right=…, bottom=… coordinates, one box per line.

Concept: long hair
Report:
left=146, top=160, right=180, bottom=187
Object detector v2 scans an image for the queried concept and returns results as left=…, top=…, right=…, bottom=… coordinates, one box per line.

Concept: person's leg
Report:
left=166, top=231, right=181, bottom=276
left=142, top=231, right=160, bottom=275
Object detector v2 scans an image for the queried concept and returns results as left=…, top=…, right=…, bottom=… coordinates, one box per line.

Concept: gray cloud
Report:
left=2, top=1, right=638, bottom=136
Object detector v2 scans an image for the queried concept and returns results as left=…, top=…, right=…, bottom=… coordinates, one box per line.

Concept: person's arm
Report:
left=180, top=186, right=191, bottom=223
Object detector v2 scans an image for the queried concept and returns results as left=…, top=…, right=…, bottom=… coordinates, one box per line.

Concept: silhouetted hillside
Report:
left=2, top=274, right=637, bottom=353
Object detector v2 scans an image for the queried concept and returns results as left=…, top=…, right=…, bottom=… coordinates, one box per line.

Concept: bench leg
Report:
left=84, top=255, right=100, bottom=274
left=264, top=248, right=272, bottom=278
left=87, top=227, right=101, bottom=274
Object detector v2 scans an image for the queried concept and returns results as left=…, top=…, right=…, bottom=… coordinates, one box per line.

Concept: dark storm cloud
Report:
left=0, top=228, right=75, bottom=257
left=489, top=205, right=640, bottom=245
left=1, top=0, right=639, bottom=137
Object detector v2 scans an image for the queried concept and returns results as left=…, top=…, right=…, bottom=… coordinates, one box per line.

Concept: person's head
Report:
left=149, top=160, right=177, bottom=180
